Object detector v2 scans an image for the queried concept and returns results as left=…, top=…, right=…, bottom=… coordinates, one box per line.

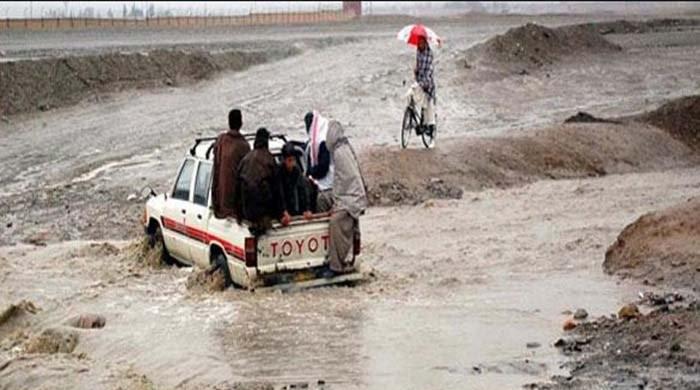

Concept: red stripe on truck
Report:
left=161, top=217, right=245, bottom=261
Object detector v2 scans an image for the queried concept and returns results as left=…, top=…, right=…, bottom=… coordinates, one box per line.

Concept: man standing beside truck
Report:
left=324, top=121, right=368, bottom=275
left=211, top=109, right=251, bottom=219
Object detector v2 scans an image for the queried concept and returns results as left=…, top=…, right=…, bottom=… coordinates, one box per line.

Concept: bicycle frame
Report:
left=407, top=96, right=424, bottom=134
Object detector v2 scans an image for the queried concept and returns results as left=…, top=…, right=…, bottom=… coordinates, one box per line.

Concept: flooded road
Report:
left=3, top=19, right=700, bottom=246
left=217, top=167, right=698, bottom=389
left=4, top=167, right=697, bottom=389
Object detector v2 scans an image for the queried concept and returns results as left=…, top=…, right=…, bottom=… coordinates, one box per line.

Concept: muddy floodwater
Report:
left=3, top=167, right=697, bottom=389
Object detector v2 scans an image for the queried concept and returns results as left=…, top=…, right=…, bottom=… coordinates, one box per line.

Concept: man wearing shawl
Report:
left=211, top=109, right=251, bottom=219
left=234, top=128, right=289, bottom=236
left=304, top=111, right=334, bottom=212
left=324, top=121, right=368, bottom=275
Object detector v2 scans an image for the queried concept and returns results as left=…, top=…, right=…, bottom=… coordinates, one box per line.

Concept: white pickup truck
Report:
left=142, top=134, right=362, bottom=290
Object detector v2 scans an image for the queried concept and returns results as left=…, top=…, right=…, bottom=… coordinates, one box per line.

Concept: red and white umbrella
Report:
left=397, top=24, right=443, bottom=47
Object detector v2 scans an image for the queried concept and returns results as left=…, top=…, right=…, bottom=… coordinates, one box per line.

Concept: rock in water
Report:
left=563, top=318, right=577, bottom=331
left=68, top=314, right=106, bottom=329
left=618, top=303, right=641, bottom=320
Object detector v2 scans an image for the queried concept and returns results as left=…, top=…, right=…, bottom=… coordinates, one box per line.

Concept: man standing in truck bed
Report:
left=304, top=111, right=334, bottom=212
left=211, top=109, right=251, bottom=219
left=325, top=121, right=368, bottom=275
left=234, top=128, right=289, bottom=236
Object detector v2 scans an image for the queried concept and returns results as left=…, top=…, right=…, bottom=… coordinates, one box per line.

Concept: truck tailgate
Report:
left=256, top=218, right=330, bottom=273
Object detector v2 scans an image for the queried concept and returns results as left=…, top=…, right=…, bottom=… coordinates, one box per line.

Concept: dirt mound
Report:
left=0, top=301, right=38, bottom=327
left=564, top=111, right=620, bottom=124
left=25, top=328, right=79, bottom=354
left=604, top=196, right=700, bottom=291
left=539, top=302, right=700, bottom=389
left=0, top=47, right=297, bottom=116
left=589, top=18, right=700, bottom=35
left=636, top=95, right=700, bottom=151
left=462, top=22, right=621, bottom=76
left=0, top=300, right=39, bottom=344
left=364, top=120, right=698, bottom=206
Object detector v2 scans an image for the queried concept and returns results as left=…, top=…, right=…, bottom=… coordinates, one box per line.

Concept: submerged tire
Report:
left=214, top=252, right=234, bottom=288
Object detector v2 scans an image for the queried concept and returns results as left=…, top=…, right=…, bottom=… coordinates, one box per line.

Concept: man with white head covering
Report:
left=323, top=120, right=368, bottom=275
left=304, top=111, right=334, bottom=212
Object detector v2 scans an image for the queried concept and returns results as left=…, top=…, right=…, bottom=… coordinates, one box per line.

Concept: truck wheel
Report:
left=214, top=252, right=234, bottom=288
left=150, top=226, right=175, bottom=266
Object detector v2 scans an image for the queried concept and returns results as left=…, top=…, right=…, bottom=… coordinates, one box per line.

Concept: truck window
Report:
left=173, top=159, right=195, bottom=201
left=193, top=162, right=212, bottom=206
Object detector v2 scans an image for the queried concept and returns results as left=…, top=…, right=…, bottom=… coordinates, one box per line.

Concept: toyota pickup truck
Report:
left=142, top=134, right=363, bottom=290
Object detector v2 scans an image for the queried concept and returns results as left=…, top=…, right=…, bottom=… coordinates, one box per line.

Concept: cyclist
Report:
left=408, top=34, right=436, bottom=135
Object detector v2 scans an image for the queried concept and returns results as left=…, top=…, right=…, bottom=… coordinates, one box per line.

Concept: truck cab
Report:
left=143, top=134, right=361, bottom=290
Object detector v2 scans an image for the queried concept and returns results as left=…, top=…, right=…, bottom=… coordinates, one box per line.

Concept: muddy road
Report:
left=3, top=16, right=700, bottom=245
left=1, top=13, right=700, bottom=390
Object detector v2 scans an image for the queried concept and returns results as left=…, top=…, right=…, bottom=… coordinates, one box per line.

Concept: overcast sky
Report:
left=0, top=2, right=343, bottom=18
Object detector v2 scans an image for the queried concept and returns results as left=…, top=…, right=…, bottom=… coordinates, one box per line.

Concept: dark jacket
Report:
left=307, top=141, right=331, bottom=180
left=279, top=165, right=313, bottom=216
left=234, top=147, right=284, bottom=228
left=211, top=130, right=251, bottom=219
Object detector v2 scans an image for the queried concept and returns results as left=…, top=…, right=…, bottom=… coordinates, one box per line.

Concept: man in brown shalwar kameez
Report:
left=324, top=120, right=368, bottom=275
left=211, top=109, right=251, bottom=219
left=234, top=128, right=289, bottom=236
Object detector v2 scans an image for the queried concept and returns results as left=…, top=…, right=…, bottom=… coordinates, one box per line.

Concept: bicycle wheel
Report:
left=401, top=107, right=415, bottom=149
left=421, top=114, right=437, bottom=149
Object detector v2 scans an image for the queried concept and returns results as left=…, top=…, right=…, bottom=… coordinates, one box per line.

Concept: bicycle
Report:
left=401, top=82, right=437, bottom=149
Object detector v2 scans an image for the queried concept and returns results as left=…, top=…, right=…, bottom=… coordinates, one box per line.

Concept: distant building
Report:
left=343, top=1, right=362, bottom=16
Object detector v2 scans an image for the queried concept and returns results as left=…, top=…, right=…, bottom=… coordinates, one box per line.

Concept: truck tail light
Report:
left=141, top=208, right=148, bottom=226
left=353, top=234, right=361, bottom=256
left=245, top=237, right=257, bottom=268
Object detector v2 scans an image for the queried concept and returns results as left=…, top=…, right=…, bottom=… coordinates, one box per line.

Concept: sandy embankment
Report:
left=605, top=197, right=700, bottom=291
left=535, top=98, right=700, bottom=389
left=0, top=37, right=358, bottom=117
left=365, top=95, right=700, bottom=205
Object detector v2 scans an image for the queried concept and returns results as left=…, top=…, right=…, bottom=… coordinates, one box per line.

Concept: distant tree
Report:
left=122, top=4, right=127, bottom=18
left=82, top=6, right=94, bottom=18
left=129, top=3, right=143, bottom=18
left=147, top=3, right=155, bottom=18
left=107, top=9, right=113, bottom=19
